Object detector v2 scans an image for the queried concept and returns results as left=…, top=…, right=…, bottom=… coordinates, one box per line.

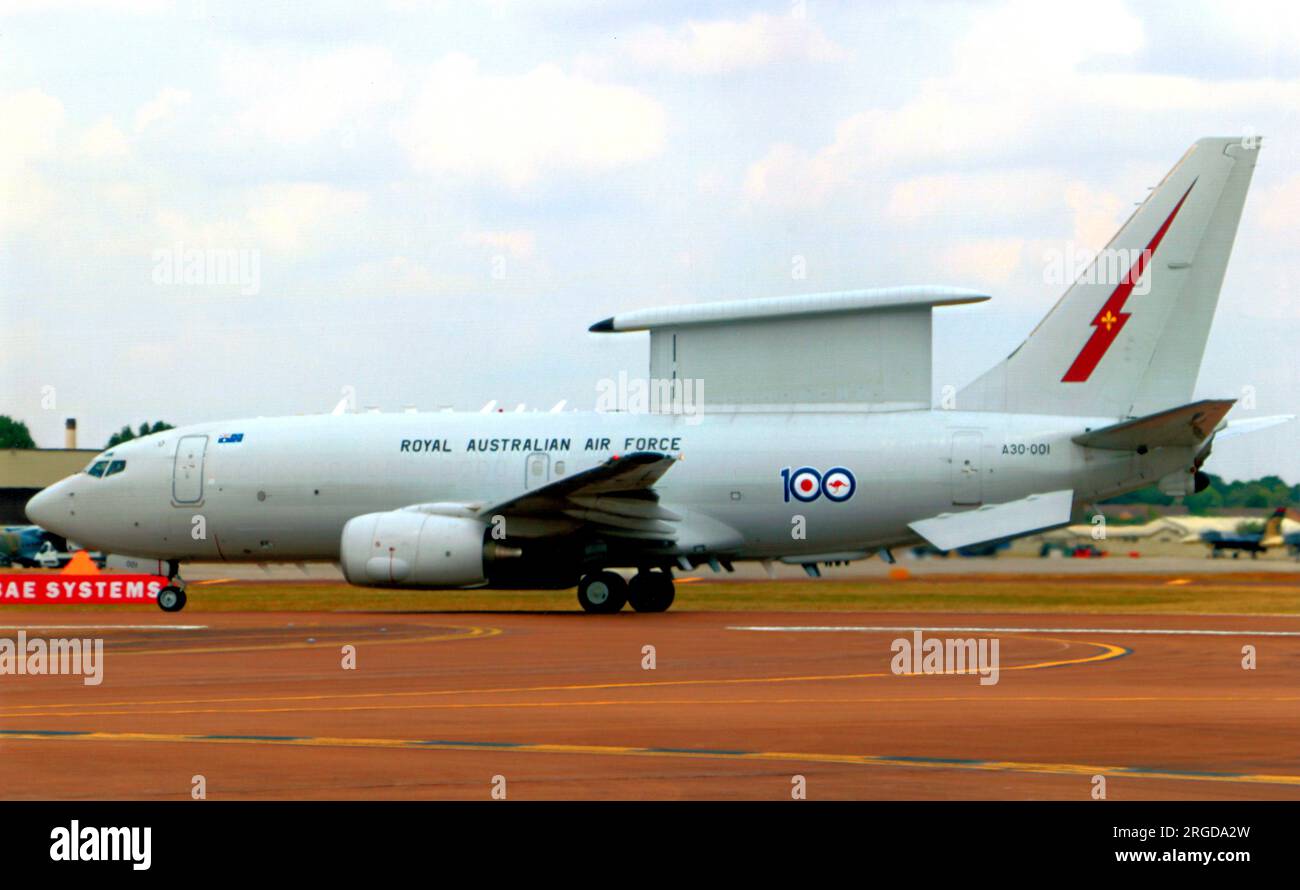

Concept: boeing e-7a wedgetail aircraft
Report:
left=27, top=137, right=1289, bottom=613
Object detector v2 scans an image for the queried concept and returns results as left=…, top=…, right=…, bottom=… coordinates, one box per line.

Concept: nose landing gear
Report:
left=157, top=561, right=188, bottom=612
left=157, top=585, right=187, bottom=612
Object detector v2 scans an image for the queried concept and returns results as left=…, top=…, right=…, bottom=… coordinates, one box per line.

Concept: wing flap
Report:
left=481, top=451, right=679, bottom=540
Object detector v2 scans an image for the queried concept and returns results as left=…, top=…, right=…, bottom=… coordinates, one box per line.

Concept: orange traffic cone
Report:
left=61, top=550, right=100, bottom=575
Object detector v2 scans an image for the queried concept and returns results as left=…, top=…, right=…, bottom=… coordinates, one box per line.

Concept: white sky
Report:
left=1, top=0, right=1297, bottom=480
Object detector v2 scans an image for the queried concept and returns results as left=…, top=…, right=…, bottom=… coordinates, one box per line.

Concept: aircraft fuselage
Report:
left=28, top=408, right=1194, bottom=566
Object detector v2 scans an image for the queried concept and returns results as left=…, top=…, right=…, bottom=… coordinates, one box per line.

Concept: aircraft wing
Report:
left=909, top=490, right=1075, bottom=552
left=477, top=451, right=681, bottom=540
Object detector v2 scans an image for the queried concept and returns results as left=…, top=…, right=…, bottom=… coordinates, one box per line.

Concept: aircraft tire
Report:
left=628, top=571, right=675, bottom=613
left=157, top=585, right=187, bottom=612
left=577, top=571, right=627, bottom=614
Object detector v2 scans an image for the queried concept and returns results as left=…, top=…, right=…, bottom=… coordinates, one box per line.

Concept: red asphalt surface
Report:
left=1, top=609, right=1298, bottom=800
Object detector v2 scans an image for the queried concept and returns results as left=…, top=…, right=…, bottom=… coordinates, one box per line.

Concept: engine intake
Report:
left=340, top=511, right=490, bottom=588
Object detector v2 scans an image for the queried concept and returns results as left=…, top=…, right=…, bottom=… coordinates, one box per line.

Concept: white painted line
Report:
left=0, top=625, right=207, bottom=631
left=729, top=625, right=1300, bottom=637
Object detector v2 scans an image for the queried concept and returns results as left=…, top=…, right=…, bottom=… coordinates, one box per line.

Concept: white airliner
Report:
left=27, top=137, right=1286, bottom=613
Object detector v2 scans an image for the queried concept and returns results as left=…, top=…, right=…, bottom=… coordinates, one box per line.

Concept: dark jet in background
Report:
left=1201, top=508, right=1290, bottom=558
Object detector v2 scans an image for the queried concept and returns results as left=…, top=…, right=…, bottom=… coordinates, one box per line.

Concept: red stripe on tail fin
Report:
left=1061, top=181, right=1196, bottom=383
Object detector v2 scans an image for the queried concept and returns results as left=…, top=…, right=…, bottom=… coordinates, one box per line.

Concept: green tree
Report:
left=1184, top=486, right=1223, bottom=515
left=0, top=416, right=36, bottom=449
left=106, top=421, right=174, bottom=448
left=1105, top=471, right=1299, bottom=512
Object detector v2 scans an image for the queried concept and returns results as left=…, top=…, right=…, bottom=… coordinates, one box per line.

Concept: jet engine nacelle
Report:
left=340, top=511, right=489, bottom=588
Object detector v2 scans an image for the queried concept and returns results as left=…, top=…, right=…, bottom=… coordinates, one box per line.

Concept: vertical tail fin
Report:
left=960, top=137, right=1259, bottom=417
left=1262, top=507, right=1286, bottom=547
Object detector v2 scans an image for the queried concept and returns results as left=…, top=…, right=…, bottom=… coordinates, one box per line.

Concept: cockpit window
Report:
left=105, top=460, right=127, bottom=477
left=86, top=460, right=109, bottom=478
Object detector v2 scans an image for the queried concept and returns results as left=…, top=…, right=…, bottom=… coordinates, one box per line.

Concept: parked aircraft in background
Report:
left=0, top=525, right=104, bottom=569
left=1201, top=507, right=1291, bottom=558
left=0, top=525, right=50, bottom=567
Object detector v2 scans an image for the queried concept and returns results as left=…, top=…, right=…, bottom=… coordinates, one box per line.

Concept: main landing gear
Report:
left=627, top=569, right=675, bottom=613
left=576, top=569, right=676, bottom=614
left=157, top=561, right=188, bottom=613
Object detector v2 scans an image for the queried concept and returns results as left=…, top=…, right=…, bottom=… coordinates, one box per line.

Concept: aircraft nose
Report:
left=25, top=479, right=72, bottom=534
left=25, top=488, right=54, bottom=527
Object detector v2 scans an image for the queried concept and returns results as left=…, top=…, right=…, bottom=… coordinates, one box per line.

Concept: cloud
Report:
left=1061, top=182, right=1130, bottom=249
left=0, top=88, right=65, bottom=173
left=738, top=0, right=1141, bottom=210
left=740, top=0, right=1300, bottom=215
left=394, top=54, right=665, bottom=188
left=0, top=0, right=171, bottom=13
left=940, top=238, right=1026, bottom=286
left=151, top=183, right=368, bottom=256
left=742, top=141, right=848, bottom=211
left=1203, top=0, right=1300, bottom=60
left=220, top=45, right=402, bottom=146
left=462, top=229, right=536, bottom=259
left=134, top=87, right=191, bottom=134
left=1255, top=172, right=1300, bottom=234
left=349, top=255, right=443, bottom=294
left=949, top=0, right=1144, bottom=78
left=0, top=89, right=65, bottom=234
left=741, top=91, right=1049, bottom=213
left=244, top=183, right=369, bottom=254
left=78, top=117, right=130, bottom=160
left=885, top=171, right=1068, bottom=224
left=624, top=12, right=844, bottom=74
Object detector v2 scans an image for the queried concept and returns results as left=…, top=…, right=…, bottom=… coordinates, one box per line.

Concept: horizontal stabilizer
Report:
left=1072, top=399, right=1234, bottom=451
left=909, top=490, right=1074, bottom=552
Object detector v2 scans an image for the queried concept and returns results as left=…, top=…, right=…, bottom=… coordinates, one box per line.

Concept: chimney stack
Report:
left=64, top=418, right=77, bottom=449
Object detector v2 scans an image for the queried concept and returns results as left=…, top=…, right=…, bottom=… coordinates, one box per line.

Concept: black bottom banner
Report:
left=0, top=801, right=1287, bottom=878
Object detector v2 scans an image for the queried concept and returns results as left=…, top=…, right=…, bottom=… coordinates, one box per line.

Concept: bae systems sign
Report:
left=0, top=575, right=168, bottom=604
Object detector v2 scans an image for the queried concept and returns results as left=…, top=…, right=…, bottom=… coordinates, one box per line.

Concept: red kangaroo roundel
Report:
left=822, top=467, right=856, bottom=502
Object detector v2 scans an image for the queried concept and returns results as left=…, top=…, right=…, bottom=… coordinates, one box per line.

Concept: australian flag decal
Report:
left=217, top=433, right=244, bottom=444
